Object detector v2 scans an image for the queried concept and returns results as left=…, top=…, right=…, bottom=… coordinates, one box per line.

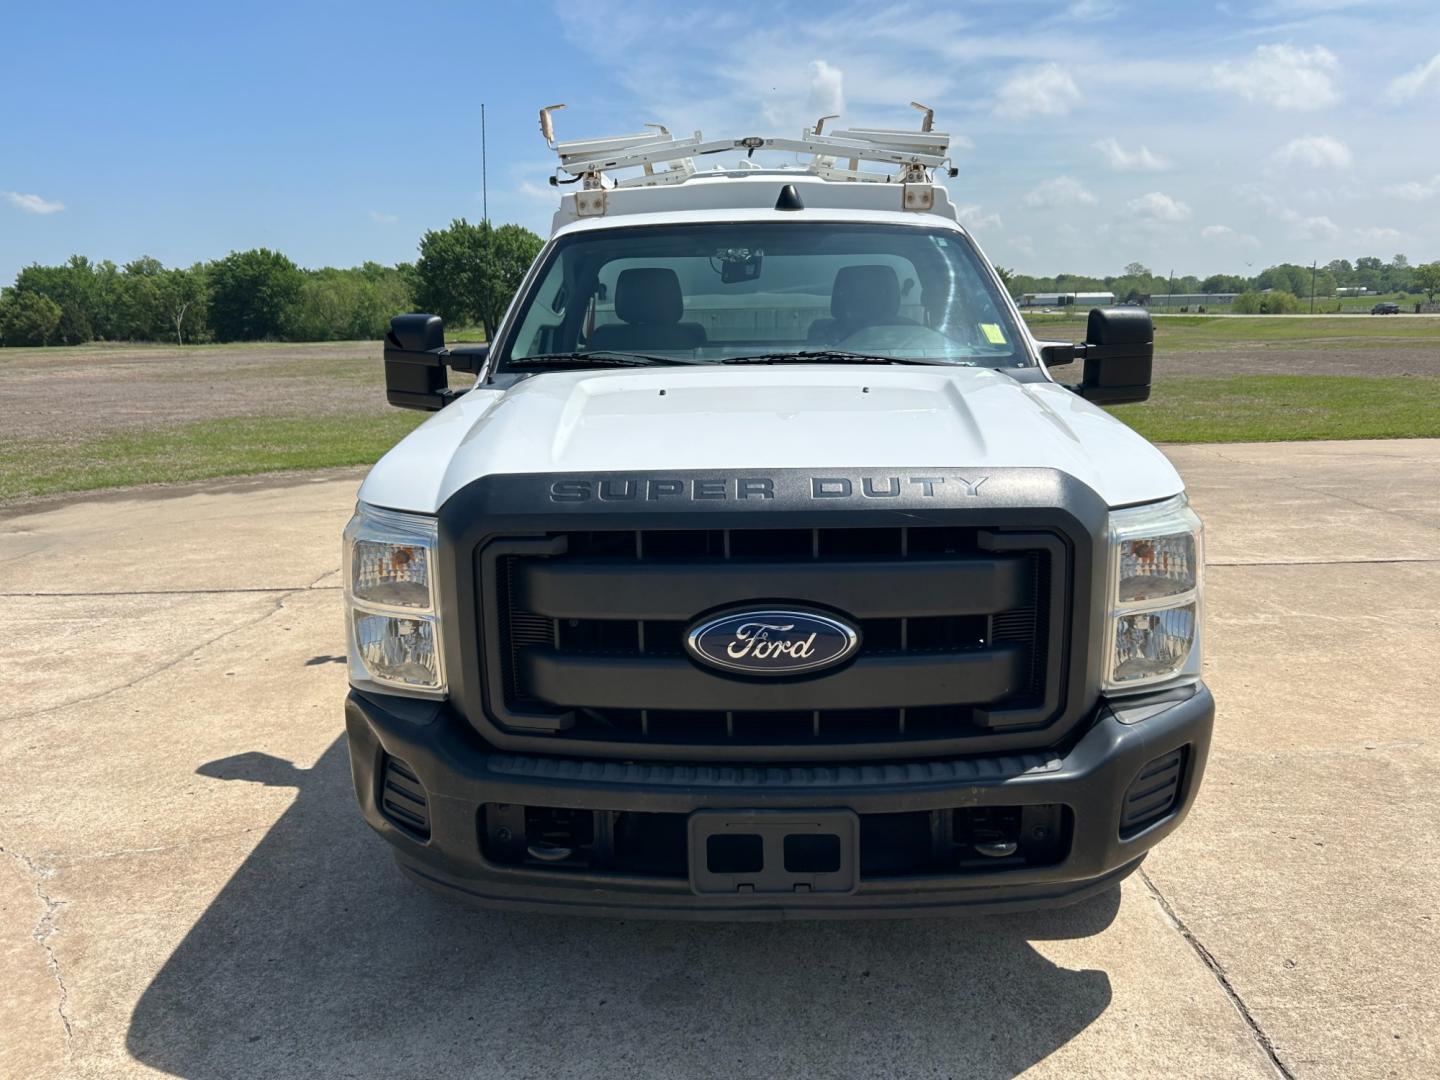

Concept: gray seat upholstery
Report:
left=588, top=268, right=706, bottom=352
left=806, top=264, right=914, bottom=345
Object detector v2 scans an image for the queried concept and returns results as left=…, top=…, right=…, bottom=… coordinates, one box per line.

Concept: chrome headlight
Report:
left=343, top=504, right=445, bottom=697
left=1104, top=494, right=1203, bottom=692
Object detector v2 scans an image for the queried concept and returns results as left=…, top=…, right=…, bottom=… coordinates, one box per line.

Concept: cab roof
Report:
left=550, top=173, right=963, bottom=237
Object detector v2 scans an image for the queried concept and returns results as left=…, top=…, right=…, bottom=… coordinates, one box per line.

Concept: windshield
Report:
left=495, top=222, right=1032, bottom=370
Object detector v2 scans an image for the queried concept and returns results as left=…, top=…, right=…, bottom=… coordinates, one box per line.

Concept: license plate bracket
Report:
left=687, top=808, right=859, bottom=896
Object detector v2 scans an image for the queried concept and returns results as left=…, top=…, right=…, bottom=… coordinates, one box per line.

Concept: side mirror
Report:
left=1039, top=307, right=1152, bottom=405
left=383, top=314, right=489, bottom=411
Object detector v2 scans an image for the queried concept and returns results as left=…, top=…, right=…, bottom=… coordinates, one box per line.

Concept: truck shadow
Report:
left=128, top=739, right=1118, bottom=1079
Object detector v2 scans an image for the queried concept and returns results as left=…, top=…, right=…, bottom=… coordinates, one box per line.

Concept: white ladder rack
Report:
left=539, top=104, right=957, bottom=191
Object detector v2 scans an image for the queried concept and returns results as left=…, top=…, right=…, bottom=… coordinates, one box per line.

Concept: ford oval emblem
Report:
left=685, top=608, right=860, bottom=677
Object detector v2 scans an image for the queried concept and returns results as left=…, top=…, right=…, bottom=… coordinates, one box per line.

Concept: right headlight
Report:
left=343, top=503, right=446, bottom=697
left=1104, top=494, right=1203, bottom=693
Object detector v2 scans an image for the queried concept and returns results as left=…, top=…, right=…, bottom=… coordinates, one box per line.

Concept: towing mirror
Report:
left=1039, top=307, right=1152, bottom=405
left=383, top=314, right=489, bottom=411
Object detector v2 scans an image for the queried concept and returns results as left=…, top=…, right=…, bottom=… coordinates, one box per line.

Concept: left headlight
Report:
left=1104, top=494, right=1203, bottom=692
left=343, top=503, right=446, bottom=697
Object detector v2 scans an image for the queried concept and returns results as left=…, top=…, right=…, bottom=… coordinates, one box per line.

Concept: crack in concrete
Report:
left=54, top=827, right=263, bottom=863
left=2, top=845, right=74, bottom=1047
left=1257, top=475, right=1440, bottom=535
left=1207, top=557, right=1440, bottom=568
left=1181, top=444, right=1440, bottom=535
left=1141, top=868, right=1295, bottom=1080
left=1, top=567, right=342, bottom=599
left=8, top=586, right=320, bottom=723
left=0, top=584, right=343, bottom=597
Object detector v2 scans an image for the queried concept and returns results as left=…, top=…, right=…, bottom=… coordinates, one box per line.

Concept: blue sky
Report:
left=3, top=0, right=1439, bottom=283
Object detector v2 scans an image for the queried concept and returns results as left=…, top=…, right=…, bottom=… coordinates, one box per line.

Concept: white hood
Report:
left=358, top=366, right=1183, bottom=513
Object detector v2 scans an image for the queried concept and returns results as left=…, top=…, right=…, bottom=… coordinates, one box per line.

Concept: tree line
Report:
left=0, top=219, right=543, bottom=347
left=6, top=230, right=1436, bottom=347
left=1001, top=255, right=1440, bottom=306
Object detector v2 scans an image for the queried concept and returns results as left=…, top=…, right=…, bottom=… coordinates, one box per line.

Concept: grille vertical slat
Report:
left=990, top=551, right=1046, bottom=701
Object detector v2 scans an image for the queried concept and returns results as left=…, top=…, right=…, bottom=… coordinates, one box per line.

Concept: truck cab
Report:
left=342, top=108, right=1212, bottom=918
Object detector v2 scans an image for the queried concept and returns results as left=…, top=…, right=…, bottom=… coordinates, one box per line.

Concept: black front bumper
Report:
left=345, top=683, right=1213, bottom=920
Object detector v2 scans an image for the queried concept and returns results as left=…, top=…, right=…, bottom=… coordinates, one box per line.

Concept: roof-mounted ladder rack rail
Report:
left=539, top=104, right=958, bottom=191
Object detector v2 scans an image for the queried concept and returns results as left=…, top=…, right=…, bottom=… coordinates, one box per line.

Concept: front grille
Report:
left=481, top=525, right=1069, bottom=754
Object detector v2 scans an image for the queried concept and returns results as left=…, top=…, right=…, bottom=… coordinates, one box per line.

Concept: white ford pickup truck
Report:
left=341, top=108, right=1210, bottom=918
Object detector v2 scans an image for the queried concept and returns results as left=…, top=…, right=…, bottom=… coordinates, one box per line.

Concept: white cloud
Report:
left=1021, top=175, right=1098, bottom=208
left=3, top=190, right=65, bottom=214
left=1383, top=174, right=1440, bottom=201
left=1354, top=225, right=1402, bottom=243
left=758, top=58, right=858, bottom=132
left=1201, top=224, right=1260, bottom=246
left=955, top=204, right=1003, bottom=230
left=1270, top=134, right=1352, bottom=169
left=1210, top=44, right=1339, bottom=109
left=1057, top=0, right=1121, bottom=20
left=1281, top=209, right=1340, bottom=241
left=1093, top=137, right=1169, bottom=171
left=994, top=63, right=1081, bottom=119
left=1384, top=53, right=1440, bottom=103
left=517, top=179, right=558, bottom=202
left=536, top=1, right=1420, bottom=274
left=1126, top=191, right=1192, bottom=221
left=1255, top=0, right=1376, bottom=10
left=806, top=59, right=845, bottom=120
left=1232, top=182, right=1283, bottom=212
left=369, top=210, right=399, bottom=224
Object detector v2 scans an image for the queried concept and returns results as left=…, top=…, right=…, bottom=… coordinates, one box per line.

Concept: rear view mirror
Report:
left=383, top=314, right=489, bottom=411
left=390, top=312, right=445, bottom=352
left=1040, top=307, right=1152, bottom=405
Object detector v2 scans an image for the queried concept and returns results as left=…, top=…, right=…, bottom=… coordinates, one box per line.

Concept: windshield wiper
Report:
left=718, top=350, right=939, bottom=366
left=509, top=351, right=698, bottom=369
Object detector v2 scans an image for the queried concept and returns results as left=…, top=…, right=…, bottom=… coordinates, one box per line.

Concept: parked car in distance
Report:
left=1371, top=302, right=1401, bottom=315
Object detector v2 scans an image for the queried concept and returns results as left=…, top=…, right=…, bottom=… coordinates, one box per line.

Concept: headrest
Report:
left=614, top=268, right=685, bottom=325
left=831, top=264, right=901, bottom=323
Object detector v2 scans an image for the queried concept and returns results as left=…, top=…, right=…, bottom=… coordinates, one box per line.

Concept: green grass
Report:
left=0, top=338, right=369, bottom=360
left=1109, top=375, right=1440, bottom=442
left=1024, top=312, right=1440, bottom=348
left=4, top=367, right=1437, bottom=505
left=0, top=412, right=425, bottom=503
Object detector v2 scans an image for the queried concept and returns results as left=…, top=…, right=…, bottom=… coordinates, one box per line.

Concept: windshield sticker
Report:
left=980, top=323, right=1007, bottom=345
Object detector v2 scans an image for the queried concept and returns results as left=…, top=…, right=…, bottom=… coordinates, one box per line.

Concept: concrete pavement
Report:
left=1, top=442, right=1437, bottom=1079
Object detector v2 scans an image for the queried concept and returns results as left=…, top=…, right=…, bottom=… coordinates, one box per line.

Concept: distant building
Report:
left=1336, top=286, right=1370, bottom=296
left=1018, top=291, right=1116, bottom=308
left=1145, top=293, right=1241, bottom=307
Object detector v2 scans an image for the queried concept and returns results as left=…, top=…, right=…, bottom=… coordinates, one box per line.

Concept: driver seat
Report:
left=806, top=264, right=912, bottom=345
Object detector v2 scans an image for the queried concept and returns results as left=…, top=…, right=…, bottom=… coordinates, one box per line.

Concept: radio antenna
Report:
left=481, top=102, right=489, bottom=225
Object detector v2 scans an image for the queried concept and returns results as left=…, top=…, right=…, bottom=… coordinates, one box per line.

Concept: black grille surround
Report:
left=434, top=468, right=1111, bottom=763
